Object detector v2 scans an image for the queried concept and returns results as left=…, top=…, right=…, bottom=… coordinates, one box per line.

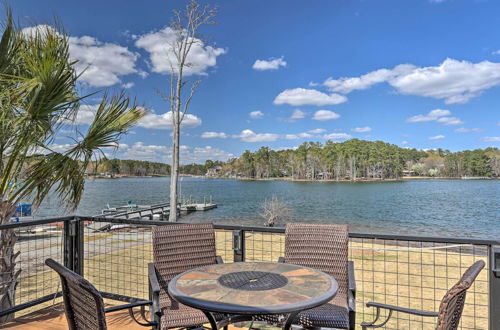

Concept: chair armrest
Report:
left=348, top=261, right=356, bottom=293
left=348, top=288, right=356, bottom=312
left=148, top=263, right=160, bottom=294
left=105, top=300, right=151, bottom=313
left=366, top=302, right=438, bottom=317
left=148, top=263, right=162, bottom=319
left=216, top=256, right=224, bottom=264
left=278, top=256, right=285, bottom=263
left=361, top=301, right=437, bottom=329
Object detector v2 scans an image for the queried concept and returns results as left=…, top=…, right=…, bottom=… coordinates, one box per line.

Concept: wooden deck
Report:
left=0, top=304, right=244, bottom=330
left=1, top=304, right=147, bottom=329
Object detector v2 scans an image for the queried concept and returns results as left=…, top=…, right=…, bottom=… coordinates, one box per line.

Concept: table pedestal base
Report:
left=202, top=311, right=301, bottom=330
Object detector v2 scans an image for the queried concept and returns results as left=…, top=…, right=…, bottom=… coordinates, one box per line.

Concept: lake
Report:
left=36, top=177, right=500, bottom=239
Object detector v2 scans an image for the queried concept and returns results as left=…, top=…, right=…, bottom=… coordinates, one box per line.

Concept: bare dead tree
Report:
left=161, top=0, right=217, bottom=221
left=259, top=195, right=292, bottom=227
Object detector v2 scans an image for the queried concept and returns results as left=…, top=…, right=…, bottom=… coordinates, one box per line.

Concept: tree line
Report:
left=86, top=139, right=500, bottom=180
left=87, top=159, right=225, bottom=177
left=221, top=139, right=500, bottom=180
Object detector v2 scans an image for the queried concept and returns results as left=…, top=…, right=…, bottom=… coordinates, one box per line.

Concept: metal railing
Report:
left=0, top=216, right=498, bottom=329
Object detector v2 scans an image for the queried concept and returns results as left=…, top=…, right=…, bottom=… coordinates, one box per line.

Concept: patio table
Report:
left=168, top=261, right=338, bottom=330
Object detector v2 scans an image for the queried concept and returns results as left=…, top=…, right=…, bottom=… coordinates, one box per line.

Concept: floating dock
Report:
left=99, top=199, right=217, bottom=220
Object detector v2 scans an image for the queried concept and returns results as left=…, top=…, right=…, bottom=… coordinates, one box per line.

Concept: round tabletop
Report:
left=168, top=262, right=338, bottom=315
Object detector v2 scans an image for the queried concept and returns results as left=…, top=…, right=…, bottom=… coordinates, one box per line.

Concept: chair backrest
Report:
left=152, top=223, right=218, bottom=284
left=435, top=260, right=485, bottom=330
left=45, top=258, right=107, bottom=330
left=284, top=223, right=349, bottom=298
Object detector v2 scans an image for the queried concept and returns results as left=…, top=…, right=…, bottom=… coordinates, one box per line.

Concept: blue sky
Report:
left=8, top=0, right=500, bottom=163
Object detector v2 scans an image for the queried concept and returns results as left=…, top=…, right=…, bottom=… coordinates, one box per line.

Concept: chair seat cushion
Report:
left=254, top=302, right=349, bottom=329
left=296, top=302, right=349, bottom=329
left=160, top=302, right=225, bottom=329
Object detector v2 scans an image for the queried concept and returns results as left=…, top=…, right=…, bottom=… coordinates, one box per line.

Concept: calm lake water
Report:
left=36, top=177, right=500, bottom=239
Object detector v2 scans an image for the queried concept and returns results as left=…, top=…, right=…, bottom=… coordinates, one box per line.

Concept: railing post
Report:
left=489, top=245, right=500, bottom=330
left=64, top=219, right=84, bottom=275
left=232, top=230, right=245, bottom=262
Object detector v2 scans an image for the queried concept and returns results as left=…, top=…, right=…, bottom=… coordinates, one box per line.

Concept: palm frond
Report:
left=67, top=93, right=145, bottom=163
left=13, top=153, right=85, bottom=210
left=11, top=93, right=145, bottom=209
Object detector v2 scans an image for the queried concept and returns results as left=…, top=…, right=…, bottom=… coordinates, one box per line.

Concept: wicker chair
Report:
left=45, top=258, right=156, bottom=330
left=148, top=223, right=227, bottom=330
left=361, top=260, right=485, bottom=330
left=257, top=223, right=356, bottom=330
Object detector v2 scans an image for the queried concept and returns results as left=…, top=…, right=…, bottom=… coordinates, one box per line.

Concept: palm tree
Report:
left=0, top=10, right=145, bottom=319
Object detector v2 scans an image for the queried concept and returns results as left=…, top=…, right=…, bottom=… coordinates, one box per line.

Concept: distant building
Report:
left=206, top=166, right=222, bottom=177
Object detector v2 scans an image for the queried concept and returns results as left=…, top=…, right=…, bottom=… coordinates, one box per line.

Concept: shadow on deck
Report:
left=0, top=304, right=245, bottom=330
left=1, top=304, right=151, bottom=329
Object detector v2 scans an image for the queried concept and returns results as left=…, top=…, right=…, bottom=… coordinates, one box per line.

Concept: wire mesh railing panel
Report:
left=82, top=221, right=152, bottom=301
left=1, top=217, right=492, bottom=330
left=2, top=222, right=65, bottom=316
left=215, top=229, right=234, bottom=263
left=349, top=238, right=489, bottom=330
left=244, top=231, right=284, bottom=262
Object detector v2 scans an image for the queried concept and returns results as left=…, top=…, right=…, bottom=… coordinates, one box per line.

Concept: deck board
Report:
left=0, top=304, right=247, bottom=330
left=0, top=304, right=147, bottom=329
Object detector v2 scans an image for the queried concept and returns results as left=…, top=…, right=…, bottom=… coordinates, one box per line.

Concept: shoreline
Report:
left=86, top=174, right=498, bottom=182
left=208, top=175, right=498, bottom=182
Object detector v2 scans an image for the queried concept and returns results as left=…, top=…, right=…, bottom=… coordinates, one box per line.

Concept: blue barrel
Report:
left=15, top=203, right=32, bottom=216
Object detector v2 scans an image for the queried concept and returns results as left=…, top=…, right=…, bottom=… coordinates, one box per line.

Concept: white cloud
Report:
left=70, top=36, right=139, bottom=87
left=286, top=109, right=306, bottom=122
left=138, top=111, right=202, bottom=130
left=274, top=88, right=347, bottom=106
left=436, top=117, right=464, bottom=126
left=60, top=104, right=98, bottom=125
left=313, top=110, right=341, bottom=121
left=454, top=127, right=481, bottom=133
left=71, top=104, right=97, bottom=125
left=249, top=110, right=264, bottom=119
left=291, top=109, right=306, bottom=119
left=324, top=59, right=500, bottom=104
left=429, top=135, right=445, bottom=140
left=46, top=143, right=74, bottom=153
left=323, top=133, right=352, bottom=140
left=309, top=128, right=326, bottom=134
left=184, top=146, right=233, bottom=163
left=324, top=65, right=414, bottom=94
left=390, top=59, right=500, bottom=104
left=122, top=82, right=135, bottom=89
left=284, top=133, right=313, bottom=140
left=23, top=25, right=139, bottom=87
left=481, top=137, right=500, bottom=142
left=493, top=50, right=500, bottom=55
left=236, top=130, right=279, bottom=143
left=201, top=132, right=228, bottom=139
left=252, top=56, right=287, bottom=71
left=401, top=141, right=409, bottom=145
left=117, top=142, right=232, bottom=163
left=406, top=109, right=462, bottom=125
left=407, top=109, right=451, bottom=122
left=135, top=27, right=225, bottom=76
left=120, top=142, right=169, bottom=161
left=351, top=126, right=372, bottom=133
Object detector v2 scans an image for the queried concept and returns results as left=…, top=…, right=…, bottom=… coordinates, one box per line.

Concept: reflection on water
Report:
left=36, top=177, right=500, bottom=239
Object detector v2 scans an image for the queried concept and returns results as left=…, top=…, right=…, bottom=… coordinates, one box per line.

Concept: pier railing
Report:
left=0, top=216, right=497, bottom=329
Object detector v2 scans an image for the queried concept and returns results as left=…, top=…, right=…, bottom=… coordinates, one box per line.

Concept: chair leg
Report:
left=349, top=310, right=356, bottom=330
left=360, top=307, right=393, bottom=329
